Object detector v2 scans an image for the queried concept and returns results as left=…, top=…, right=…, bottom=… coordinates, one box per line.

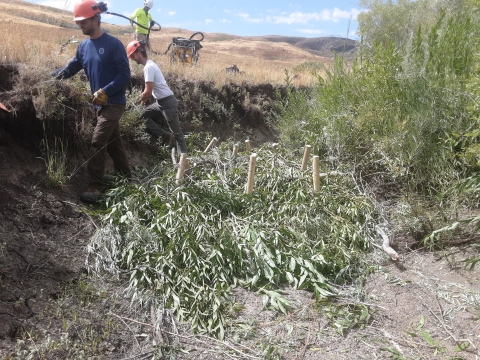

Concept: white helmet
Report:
left=144, top=0, right=154, bottom=8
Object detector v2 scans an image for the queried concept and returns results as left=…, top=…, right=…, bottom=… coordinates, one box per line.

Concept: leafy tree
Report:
left=275, top=0, right=480, bottom=193
left=357, top=0, right=462, bottom=49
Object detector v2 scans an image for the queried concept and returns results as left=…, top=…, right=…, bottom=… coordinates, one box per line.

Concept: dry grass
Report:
left=148, top=34, right=329, bottom=87
left=0, top=0, right=329, bottom=87
left=0, top=18, right=69, bottom=64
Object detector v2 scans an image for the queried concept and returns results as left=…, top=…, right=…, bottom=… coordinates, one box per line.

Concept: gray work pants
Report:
left=89, top=104, right=131, bottom=189
left=142, top=95, right=188, bottom=153
left=134, top=32, right=150, bottom=48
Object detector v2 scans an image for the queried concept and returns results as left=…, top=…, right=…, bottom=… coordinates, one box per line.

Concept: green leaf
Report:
left=126, top=249, right=134, bottom=266
left=420, top=331, right=435, bottom=346
left=416, top=315, right=425, bottom=330
left=454, top=341, right=470, bottom=352
left=285, top=271, right=294, bottom=283
left=289, top=257, right=296, bottom=272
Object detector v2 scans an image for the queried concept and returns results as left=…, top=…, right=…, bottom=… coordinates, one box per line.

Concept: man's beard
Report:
left=82, top=27, right=94, bottom=36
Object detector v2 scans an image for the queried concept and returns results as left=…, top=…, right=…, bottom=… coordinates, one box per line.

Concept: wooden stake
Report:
left=245, top=153, right=257, bottom=194
left=245, top=139, right=251, bottom=152
left=313, top=155, right=320, bottom=193
left=175, top=153, right=188, bottom=186
left=300, top=145, right=312, bottom=171
left=204, top=137, right=218, bottom=153
left=319, top=170, right=340, bottom=178
left=171, top=147, right=177, bottom=165
left=232, top=143, right=239, bottom=158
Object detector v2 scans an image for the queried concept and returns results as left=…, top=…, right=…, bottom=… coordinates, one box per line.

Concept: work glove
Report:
left=92, top=88, right=108, bottom=106
left=51, top=68, right=65, bottom=80
left=150, top=21, right=155, bottom=28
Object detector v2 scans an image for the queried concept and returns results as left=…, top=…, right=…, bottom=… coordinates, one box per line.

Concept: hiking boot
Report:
left=79, top=186, right=102, bottom=203
left=161, top=132, right=174, bottom=147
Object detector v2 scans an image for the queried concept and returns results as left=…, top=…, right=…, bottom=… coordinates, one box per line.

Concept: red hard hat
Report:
left=73, top=0, right=102, bottom=21
left=126, top=40, right=145, bottom=58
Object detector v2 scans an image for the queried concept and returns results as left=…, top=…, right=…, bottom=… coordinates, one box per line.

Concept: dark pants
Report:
left=142, top=95, right=188, bottom=154
left=88, top=104, right=131, bottom=189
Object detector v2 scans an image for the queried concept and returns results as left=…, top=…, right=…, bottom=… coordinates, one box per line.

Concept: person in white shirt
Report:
left=126, top=40, right=188, bottom=153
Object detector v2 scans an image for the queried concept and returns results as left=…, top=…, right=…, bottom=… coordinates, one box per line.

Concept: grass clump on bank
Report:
left=86, top=143, right=381, bottom=339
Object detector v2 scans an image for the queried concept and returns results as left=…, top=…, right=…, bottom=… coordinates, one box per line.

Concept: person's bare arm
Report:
left=140, top=82, right=154, bottom=105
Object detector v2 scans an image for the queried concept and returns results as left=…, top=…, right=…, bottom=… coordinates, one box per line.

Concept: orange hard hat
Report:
left=73, top=0, right=102, bottom=21
left=126, top=40, right=145, bottom=58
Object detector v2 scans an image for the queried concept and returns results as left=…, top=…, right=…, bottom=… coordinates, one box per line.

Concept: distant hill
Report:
left=250, top=35, right=358, bottom=58
left=199, top=31, right=358, bottom=59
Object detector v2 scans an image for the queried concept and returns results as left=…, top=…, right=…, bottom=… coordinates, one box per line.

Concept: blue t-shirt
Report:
left=54, top=32, right=130, bottom=105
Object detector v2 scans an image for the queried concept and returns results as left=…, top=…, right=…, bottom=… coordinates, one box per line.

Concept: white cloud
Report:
left=297, top=29, right=325, bottom=35
left=331, top=8, right=350, bottom=22
left=205, top=19, right=213, bottom=24
left=224, top=9, right=231, bottom=14
left=331, top=8, right=361, bottom=22
left=236, top=12, right=263, bottom=23
left=269, top=11, right=327, bottom=24
left=168, top=11, right=176, bottom=16
left=222, top=19, right=231, bottom=23
left=350, top=8, right=363, bottom=20
left=236, top=8, right=361, bottom=25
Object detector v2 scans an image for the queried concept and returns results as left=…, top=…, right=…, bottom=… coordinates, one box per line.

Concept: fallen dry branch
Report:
left=108, top=312, right=263, bottom=359
left=421, top=298, right=476, bottom=350
left=375, top=225, right=398, bottom=260
left=370, top=327, right=438, bottom=350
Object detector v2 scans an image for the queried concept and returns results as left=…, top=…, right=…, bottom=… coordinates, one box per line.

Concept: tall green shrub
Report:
left=358, top=0, right=461, bottom=49
left=276, top=2, right=480, bottom=193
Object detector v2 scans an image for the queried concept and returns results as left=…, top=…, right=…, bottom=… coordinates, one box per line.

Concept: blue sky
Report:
left=27, top=0, right=366, bottom=39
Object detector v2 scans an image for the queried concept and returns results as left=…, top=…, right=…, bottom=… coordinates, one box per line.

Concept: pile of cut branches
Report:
left=87, top=141, right=382, bottom=339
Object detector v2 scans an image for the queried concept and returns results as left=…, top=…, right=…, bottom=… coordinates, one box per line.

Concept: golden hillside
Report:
left=0, top=0, right=354, bottom=86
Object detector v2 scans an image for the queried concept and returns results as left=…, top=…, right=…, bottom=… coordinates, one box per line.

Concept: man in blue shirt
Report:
left=53, top=0, right=131, bottom=203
